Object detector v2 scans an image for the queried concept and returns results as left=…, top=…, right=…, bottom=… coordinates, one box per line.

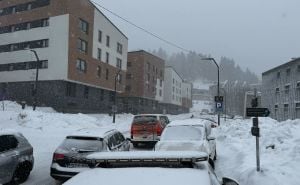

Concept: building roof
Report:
left=128, top=50, right=165, bottom=62
left=89, top=0, right=128, bottom=39
left=165, top=66, right=183, bottom=81
left=262, top=57, right=300, bottom=76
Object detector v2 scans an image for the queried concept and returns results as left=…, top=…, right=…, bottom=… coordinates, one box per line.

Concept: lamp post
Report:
left=201, top=57, right=220, bottom=126
left=220, top=88, right=227, bottom=121
left=113, top=69, right=121, bottom=123
left=30, top=50, right=40, bottom=111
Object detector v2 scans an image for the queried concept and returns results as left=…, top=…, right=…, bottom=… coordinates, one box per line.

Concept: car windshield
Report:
left=133, top=116, right=157, bottom=123
left=61, top=137, right=104, bottom=152
left=161, top=126, right=202, bottom=141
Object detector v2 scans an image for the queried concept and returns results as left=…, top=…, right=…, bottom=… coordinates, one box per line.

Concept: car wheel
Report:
left=12, top=162, right=32, bottom=183
left=214, top=149, right=217, bottom=161
left=132, top=142, right=138, bottom=148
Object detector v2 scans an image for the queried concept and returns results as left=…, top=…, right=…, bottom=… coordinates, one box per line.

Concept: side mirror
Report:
left=222, top=177, right=239, bottom=185
left=207, top=136, right=216, bottom=141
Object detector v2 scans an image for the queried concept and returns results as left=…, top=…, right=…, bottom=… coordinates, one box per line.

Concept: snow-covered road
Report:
left=1, top=101, right=300, bottom=185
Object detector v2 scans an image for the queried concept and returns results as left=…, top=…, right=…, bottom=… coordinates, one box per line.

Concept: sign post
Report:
left=245, top=89, right=270, bottom=172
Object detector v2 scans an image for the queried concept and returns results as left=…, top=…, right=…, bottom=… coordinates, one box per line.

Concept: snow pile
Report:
left=191, top=100, right=214, bottom=113
left=215, top=118, right=300, bottom=185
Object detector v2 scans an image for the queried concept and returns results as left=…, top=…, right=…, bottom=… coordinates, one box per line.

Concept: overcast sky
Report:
left=94, top=0, right=300, bottom=75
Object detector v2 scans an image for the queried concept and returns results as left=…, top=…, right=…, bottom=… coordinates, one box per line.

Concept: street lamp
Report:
left=201, top=57, right=220, bottom=126
left=220, top=88, right=227, bottom=121
left=113, top=69, right=121, bottom=123
left=30, top=50, right=40, bottom=111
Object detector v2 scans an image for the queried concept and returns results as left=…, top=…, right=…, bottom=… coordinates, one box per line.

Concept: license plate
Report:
left=67, top=163, right=89, bottom=168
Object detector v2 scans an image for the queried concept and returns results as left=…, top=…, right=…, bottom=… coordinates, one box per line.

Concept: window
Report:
left=84, top=86, right=89, bottom=99
left=285, top=84, right=290, bottom=94
left=284, top=104, right=289, bottom=111
left=275, top=87, right=280, bottom=93
left=106, top=52, right=109, bottom=63
left=159, top=90, right=162, bottom=96
left=297, top=82, right=300, bottom=89
left=116, top=58, right=122, bottom=69
left=125, top=85, right=131, bottom=92
left=97, top=66, right=101, bottom=78
left=100, top=89, right=104, bottom=101
left=297, top=65, right=300, bottom=72
left=76, top=59, right=86, bottom=73
left=147, top=73, right=150, bottom=82
left=0, top=39, right=49, bottom=53
left=127, top=62, right=132, bottom=67
left=98, top=30, right=102, bottom=42
left=66, top=82, right=76, bottom=97
left=77, top=39, right=87, bottom=53
left=275, top=104, right=279, bottom=109
left=160, top=70, right=163, bottom=78
left=296, top=103, right=300, bottom=109
left=97, top=48, right=102, bottom=61
left=0, top=60, right=48, bottom=72
left=286, top=68, right=291, bottom=76
left=126, top=74, right=132, bottom=79
left=117, top=74, right=122, bottom=84
left=106, top=35, right=110, bottom=47
left=117, top=42, right=123, bottom=54
left=105, top=68, right=109, bottom=80
left=0, top=135, right=18, bottom=152
left=160, top=80, right=162, bottom=87
left=147, top=62, right=150, bottom=71
left=79, top=19, right=88, bottom=34
left=277, top=71, right=280, bottom=78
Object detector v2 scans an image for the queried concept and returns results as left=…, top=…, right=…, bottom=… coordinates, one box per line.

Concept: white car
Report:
left=155, top=119, right=217, bottom=168
left=63, top=151, right=238, bottom=185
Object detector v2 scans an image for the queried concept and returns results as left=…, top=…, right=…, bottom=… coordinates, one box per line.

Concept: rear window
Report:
left=133, top=116, right=157, bottom=123
left=161, top=126, right=203, bottom=141
left=61, top=137, right=104, bottom=152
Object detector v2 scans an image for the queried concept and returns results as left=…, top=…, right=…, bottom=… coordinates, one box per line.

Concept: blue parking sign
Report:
left=216, top=102, right=223, bottom=112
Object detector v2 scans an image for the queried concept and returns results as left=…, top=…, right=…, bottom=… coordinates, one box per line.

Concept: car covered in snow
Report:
left=0, top=130, right=34, bottom=184
left=50, top=128, right=130, bottom=180
left=63, top=151, right=238, bottom=185
left=130, top=114, right=170, bottom=147
left=155, top=119, right=217, bottom=168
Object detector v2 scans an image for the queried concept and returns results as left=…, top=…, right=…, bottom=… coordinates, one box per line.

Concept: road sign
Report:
left=215, top=102, right=223, bottom=112
left=246, top=108, right=270, bottom=117
left=215, top=96, right=223, bottom=102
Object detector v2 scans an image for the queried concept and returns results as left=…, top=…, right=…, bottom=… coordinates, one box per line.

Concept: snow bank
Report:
left=215, top=118, right=300, bottom=185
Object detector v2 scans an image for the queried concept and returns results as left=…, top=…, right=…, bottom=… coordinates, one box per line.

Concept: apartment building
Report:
left=120, top=50, right=165, bottom=114
left=262, top=58, right=300, bottom=121
left=181, top=81, right=192, bottom=110
left=0, top=0, right=128, bottom=112
left=162, top=66, right=185, bottom=114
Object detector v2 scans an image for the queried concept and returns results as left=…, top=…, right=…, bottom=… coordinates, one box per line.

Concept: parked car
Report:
left=63, top=151, right=238, bottom=185
left=0, top=130, right=34, bottom=184
left=50, top=128, right=130, bottom=181
left=130, top=114, right=170, bottom=147
left=155, top=118, right=217, bottom=168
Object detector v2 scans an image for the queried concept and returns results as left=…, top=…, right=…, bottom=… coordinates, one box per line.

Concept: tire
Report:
left=213, top=149, right=217, bottom=161
left=11, top=162, right=32, bottom=184
left=132, top=142, right=138, bottom=148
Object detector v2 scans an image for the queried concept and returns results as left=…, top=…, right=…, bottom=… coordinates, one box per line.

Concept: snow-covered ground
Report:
left=1, top=101, right=300, bottom=185
left=191, top=100, right=214, bottom=113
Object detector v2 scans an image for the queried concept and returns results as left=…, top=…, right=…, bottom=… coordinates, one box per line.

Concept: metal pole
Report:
left=211, top=58, right=220, bottom=126
left=30, top=50, right=40, bottom=111
left=254, top=88, right=260, bottom=172
left=113, top=69, right=121, bottom=123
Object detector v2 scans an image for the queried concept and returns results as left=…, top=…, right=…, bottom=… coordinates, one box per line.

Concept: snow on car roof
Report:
left=87, top=151, right=208, bottom=160
left=63, top=168, right=211, bottom=185
left=168, top=119, right=210, bottom=127
left=67, top=127, right=116, bottom=139
left=133, top=114, right=165, bottom=117
left=0, top=129, right=21, bottom=136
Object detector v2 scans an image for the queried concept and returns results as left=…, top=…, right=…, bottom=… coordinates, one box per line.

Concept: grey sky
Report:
left=95, top=0, right=300, bottom=75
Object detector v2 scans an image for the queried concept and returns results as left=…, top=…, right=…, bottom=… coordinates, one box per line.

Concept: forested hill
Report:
left=151, top=48, right=259, bottom=84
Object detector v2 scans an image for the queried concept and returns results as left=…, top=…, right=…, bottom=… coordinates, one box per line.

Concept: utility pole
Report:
left=113, top=69, right=121, bottom=123
left=30, top=50, right=40, bottom=111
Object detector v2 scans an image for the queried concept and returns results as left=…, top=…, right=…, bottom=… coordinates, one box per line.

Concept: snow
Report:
left=193, top=80, right=213, bottom=90
left=87, top=151, right=208, bottom=160
left=63, top=168, right=211, bottom=185
left=1, top=101, right=300, bottom=185
left=191, top=100, right=214, bottom=113
left=67, top=128, right=117, bottom=139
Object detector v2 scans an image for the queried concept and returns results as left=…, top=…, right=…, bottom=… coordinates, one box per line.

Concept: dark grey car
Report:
left=50, top=128, right=130, bottom=181
left=0, top=131, right=34, bottom=184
